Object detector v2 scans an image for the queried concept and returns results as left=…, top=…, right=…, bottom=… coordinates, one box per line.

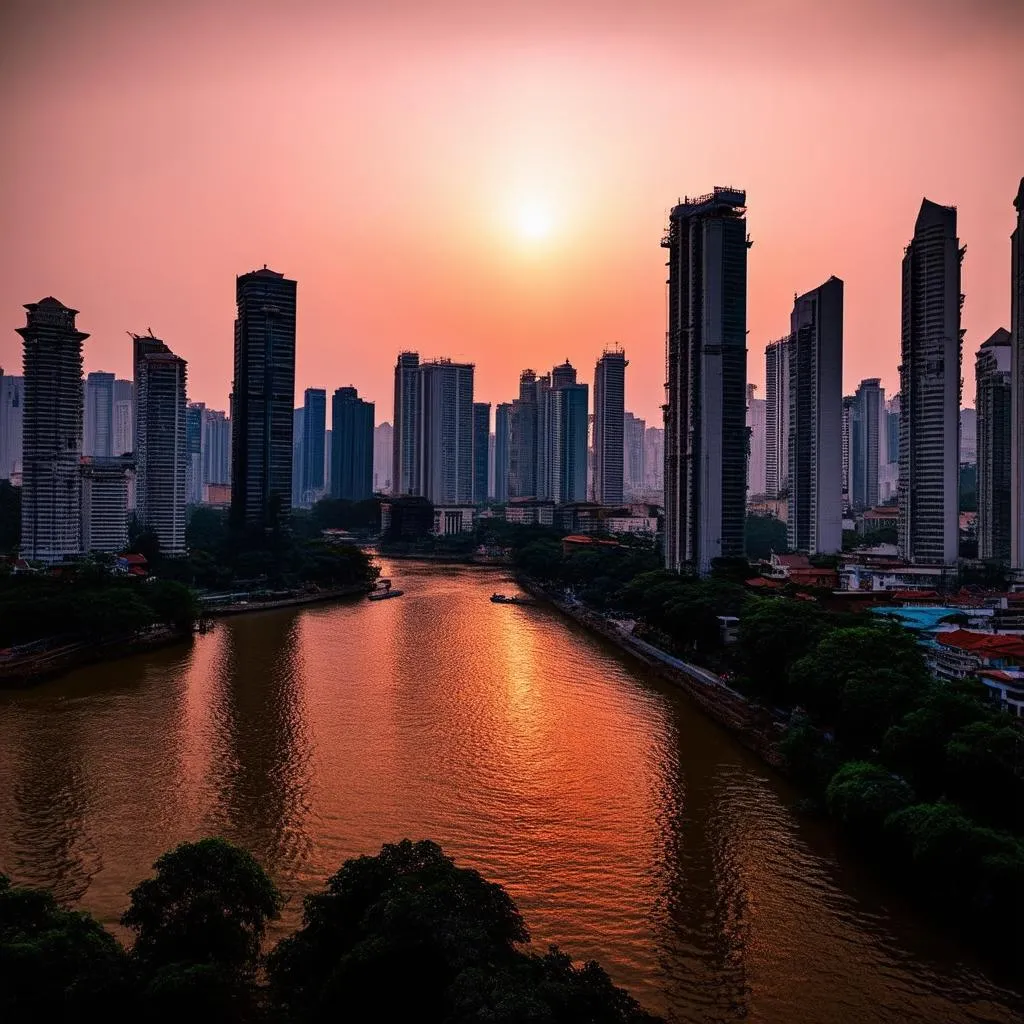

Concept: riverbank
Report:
left=519, top=579, right=786, bottom=766
left=0, top=627, right=190, bottom=688
left=203, top=583, right=369, bottom=617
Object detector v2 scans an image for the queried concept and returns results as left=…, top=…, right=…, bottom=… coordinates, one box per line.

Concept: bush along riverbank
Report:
left=1, top=837, right=664, bottom=1023
left=511, top=537, right=1024, bottom=969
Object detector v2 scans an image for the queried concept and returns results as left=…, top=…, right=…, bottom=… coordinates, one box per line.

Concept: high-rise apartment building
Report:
left=81, top=456, right=133, bottom=553
left=746, top=384, right=767, bottom=498
left=960, top=408, right=977, bottom=465
left=593, top=349, right=627, bottom=505
left=509, top=369, right=538, bottom=498
left=134, top=334, right=187, bottom=557
left=787, top=277, right=843, bottom=555
left=764, top=337, right=791, bottom=499
left=201, top=408, right=231, bottom=488
left=416, top=361, right=474, bottom=505
left=494, top=402, right=511, bottom=503
left=623, top=411, right=646, bottom=499
left=550, top=376, right=589, bottom=504
left=852, top=379, right=882, bottom=511
left=392, top=352, right=420, bottom=496
left=373, top=422, right=393, bottom=493
left=230, top=267, right=297, bottom=530
left=898, top=199, right=962, bottom=565
left=185, top=401, right=204, bottom=504
left=0, top=371, right=23, bottom=481
left=112, top=378, right=134, bottom=457
left=976, top=329, right=1012, bottom=563
left=301, top=388, right=327, bottom=505
left=841, top=395, right=854, bottom=506
left=18, top=298, right=87, bottom=562
left=663, top=187, right=748, bottom=574
left=291, top=407, right=305, bottom=509
left=1010, top=181, right=1024, bottom=568
left=534, top=374, right=552, bottom=500
left=84, top=371, right=115, bottom=457
left=331, top=386, right=374, bottom=500
left=643, top=426, right=665, bottom=494
left=472, top=402, right=490, bottom=504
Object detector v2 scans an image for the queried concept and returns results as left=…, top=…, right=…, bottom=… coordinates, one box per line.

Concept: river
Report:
left=0, top=561, right=1019, bottom=1023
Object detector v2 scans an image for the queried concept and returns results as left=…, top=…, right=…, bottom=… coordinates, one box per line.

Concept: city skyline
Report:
left=1, top=4, right=1021, bottom=424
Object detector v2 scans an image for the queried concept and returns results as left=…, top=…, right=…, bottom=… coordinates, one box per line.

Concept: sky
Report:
left=0, top=0, right=1022, bottom=426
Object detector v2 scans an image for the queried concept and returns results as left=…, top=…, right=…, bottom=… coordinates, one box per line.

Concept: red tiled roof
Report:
left=774, top=553, right=811, bottom=568
left=891, top=589, right=940, bottom=600
left=746, top=577, right=783, bottom=589
left=979, top=669, right=1024, bottom=683
left=937, top=629, right=1024, bottom=660
left=119, top=553, right=148, bottom=564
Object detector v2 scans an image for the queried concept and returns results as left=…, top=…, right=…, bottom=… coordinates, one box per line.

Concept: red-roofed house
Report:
left=929, top=629, right=1024, bottom=689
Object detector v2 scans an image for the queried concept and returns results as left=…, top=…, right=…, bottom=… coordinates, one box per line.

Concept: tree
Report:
left=185, top=505, right=228, bottom=554
left=735, top=599, right=824, bottom=703
left=944, top=720, right=1024, bottom=832
left=121, top=838, right=281, bottom=975
left=0, top=873, right=134, bottom=1017
left=825, top=761, right=914, bottom=835
left=145, top=580, right=199, bottom=632
left=515, top=539, right=565, bottom=582
left=744, top=514, right=787, bottom=561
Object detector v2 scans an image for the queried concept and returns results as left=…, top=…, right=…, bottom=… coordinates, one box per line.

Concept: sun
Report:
left=515, top=201, right=553, bottom=241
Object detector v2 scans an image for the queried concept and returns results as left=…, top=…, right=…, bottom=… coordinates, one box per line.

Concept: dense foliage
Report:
left=1, top=839, right=663, bottom=1023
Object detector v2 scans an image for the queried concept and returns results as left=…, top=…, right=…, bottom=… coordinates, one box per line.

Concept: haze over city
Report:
left=1, top=0, right=1022, bottom=421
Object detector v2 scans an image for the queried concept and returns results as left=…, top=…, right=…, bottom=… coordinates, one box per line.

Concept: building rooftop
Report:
left=980, top=327, right=1011, bottom=349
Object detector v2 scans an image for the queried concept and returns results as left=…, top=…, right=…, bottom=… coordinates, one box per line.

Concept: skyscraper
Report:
left=509, top=369, right=538, bottom=498
left=81, top=456, right=132, bottom=553
left=899, top=199, right=962, bottom=565
left=301, top=388, right=327, bottom=504
left=201, top=408, right=231, bottom=488
left=976, top=329, right=1012, bottom=563
left=841, top=395, right=855, bottom=506
left=112, top=378, right=134, bottom=457
left=959, top=408, right=977, bottom=465
left=373, top=422, right=393, bottom=493
left=392, top=352, right=420, bottom=496
left=185, top=401, right=204, bottom=504
left=230, top=267, right=297, bottom=530
left=0, top=371, right=23, bottom=481
left=472, top=402, right=490, bottom=504
left=623, top=411, right=646, bottom=499
left=746, top=384, right=767, bottom=498
left=663, top=187, right=748, bottom=574
left=593, top=348, right=627, bottom=505
left=494, top=402, right=511, bottom=502
left=84, top=371, right=115, bottom=457
left=291, top=407, right=305, bottom=509
left=18, top=298, right=87, bottom=562
left=786, top=277, right=843, bottom=555
left=1010, top=180, right=1024, bottom=568
left=852, top=379, right=882, bottom=511
left=331, top=386, right=374, bottom=501
left=534, top=373, right=552, bottom=500
left=550, top=375, right=588, bottom=504
left=643, top=426, right=664, bottom=494
left=764, top=337, right=791, bottom=498
left=417, top=361, right=474, bottom=505
left=134, top=334, right=188, bottom=557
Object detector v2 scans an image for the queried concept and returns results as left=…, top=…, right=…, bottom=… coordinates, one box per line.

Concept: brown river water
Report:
left=0, top=561, right=1020, bottom=1023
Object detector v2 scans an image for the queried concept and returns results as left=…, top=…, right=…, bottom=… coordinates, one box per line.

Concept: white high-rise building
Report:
left=663, top=187, right=748, bottom=574
left=416, top=360, right=474, bottom=505
left=787, top=277, right=843, bottom=555
left=374, top=421, right=393, bottom=493
left=18, top=298, right=87, bottom=562
left=0, top=371, right=23, bottom=481
left=898, top=199, right=962, bottom=566
left=392, top=352, right=420, bottom=496
left=84, top=371, right=115, bottom=457
left=593, top=349, right=627, bottom=505
left=81, top=456, right=132, bottom=553
left=201, top=408, right=231, bottom=487
left=746, top=384, right=767, bottom=499
left=1009, top=180, right=1024, bottom=569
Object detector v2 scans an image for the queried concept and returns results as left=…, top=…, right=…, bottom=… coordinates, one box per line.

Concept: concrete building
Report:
left=112, top=378, right=134, bottom=457
left=373, top=421, right=392, bottom=493
left=392, top=351, right=420, bottom=496
left=746, top=384, right=766, bottom=498
left=1010, top=180, right=1024, bottom=569
left=509, top=369, right=538, bottom=498
left=292, top=407, right=305, bottom=509
left=593, top=348, right=627, bottom=505
left=960, top=408, right=977, bottom=465
left=81, top=455, right=133, bottom=553
left=787, top=277, right=843, bottom=554
left=472, top=402, right=490, bottom=504
left=663, top=186, right=748, bottom=574
left=841, top=394, right=854, bottom=507
left=301, top=387, right=327, bottom=505
left=230, top=267, right=297, bottom=530
left=898, top=199, right=962, bottom=566
left=550, top=377, right=589, bottom=504
left=331, top=386, right=374, bottom=501
left=134, top=334, right=187, bottom=557
left=976, top=329, right=1012, bottom=562
left=18, top=298, right=87, bottom=562
left=416, top=361, right=474, bottom=505
left=84, top=371, right=115, bottom=457
left=0, top=371, right=23, bottom=481
left=494, top=402, right=511, bottom=502
left=201, top=408, right=231, bottom=487
left=852, top=378, right=882, bottom=511
left=643, top=426, right=664, bottom=494
left=185, top=401, right=204, bottom=504
left=623, top=411, right=646, bottom=499
left=764, top=336, right=791, bottom=498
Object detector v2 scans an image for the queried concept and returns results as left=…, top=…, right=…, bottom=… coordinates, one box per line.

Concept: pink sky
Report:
left=1, top=0, right=1021, bottom=425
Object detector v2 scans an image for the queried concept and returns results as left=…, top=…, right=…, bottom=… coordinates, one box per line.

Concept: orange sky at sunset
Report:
left=1, top=0, right=1021, bottom=424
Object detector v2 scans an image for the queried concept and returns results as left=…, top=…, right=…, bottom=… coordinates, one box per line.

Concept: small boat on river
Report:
left=368, top=579, right=404, bottom=601
left=490, top=593, right=536, bottom=606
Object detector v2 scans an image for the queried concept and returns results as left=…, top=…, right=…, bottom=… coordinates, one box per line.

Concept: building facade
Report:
left=663, top=187, right=748, bottom=574
left=230, top=267, right=297, bottom=530
left=494, top=402, right=511, bottom=503
left=301, top=387, right=327, bottom=505
left=135, top=335, right=188, bottom=557
left=976, top=329, right=1012, bottom=562
left=416, top=361, right=474, bottom=505
left=84, top=371, right=115, bottom=458
left=373, top=421, right=392, bottom=493
left=898, top=199, right=962, bottom=565
left=186, top=401, right=204, bottom=504
left=392, top=352, right=420, bottom=496
left=509, top=369, right=538, bottom=499
left=472, top=402, right=490, bottom=504
left=201, top=408, right=231, bottom=488
left=623, top=411, right=646, bottom=498
left=0, top=371, right=23, bottom=481
left=1010, top=180, right=1024, bottom=568
left=331, top=386, right=374, bottom=501
left=550, top=380, right=589, bottom=504
left=112, top=378, right=134, bottom=457
left=746, top=384, right=766, bottom=498
left=593, top=349, right=627, bottom=505
left=81, top=456, right=133, bottom=553
left=960, top=408, right=977, bottom=465
left=764, top=336, right=791, bottom=498
left=852, top=378, right=882, bottom=511
left=643, top=426, right=664, bottom=495
left=18, top=298, right=87, bottom=562
left=787, top=277, right=843, bottom=554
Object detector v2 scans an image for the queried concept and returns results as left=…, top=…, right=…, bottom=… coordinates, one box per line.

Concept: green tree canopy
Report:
left=825, top=761, right=914, bottom=834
